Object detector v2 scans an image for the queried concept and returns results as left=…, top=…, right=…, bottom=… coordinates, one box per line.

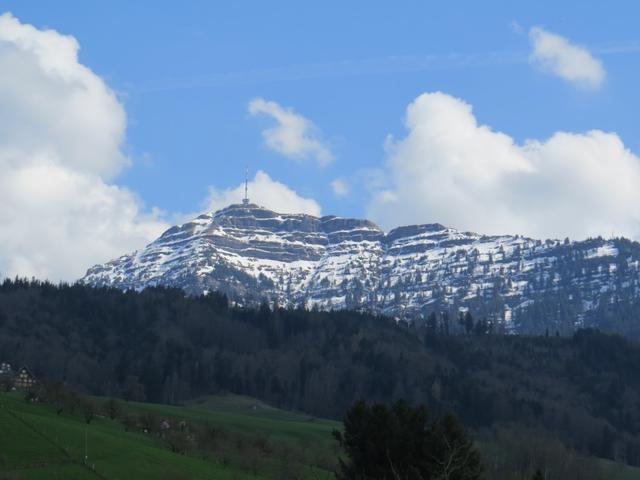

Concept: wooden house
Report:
left=0, top=362, right=12, bottom=376
left=0, top=362, right=13, bottom=390
left=14, top=366, right=36, bottom=389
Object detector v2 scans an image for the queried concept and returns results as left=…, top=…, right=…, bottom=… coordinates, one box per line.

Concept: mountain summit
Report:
left=82, top=203, right=640, bottom=334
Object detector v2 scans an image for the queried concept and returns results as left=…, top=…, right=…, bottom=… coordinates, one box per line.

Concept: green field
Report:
left=2, top=391, right=639, bottom=480
left=597, top=458, right=640, bottom=480
left=0, top=391, right=340, bottom=480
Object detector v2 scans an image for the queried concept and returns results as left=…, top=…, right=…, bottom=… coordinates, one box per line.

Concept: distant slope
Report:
left=0, top=392, right=337, bottom=480
left=82, top=203, right=640, bottom=335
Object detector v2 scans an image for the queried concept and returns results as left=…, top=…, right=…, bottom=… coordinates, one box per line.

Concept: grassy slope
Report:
left=598, top=458, right=640, bottom=480
left=0, top=392, right=339, bottom=480
left=2, top=391, right=638, bottom=480
left=127, top=394, right=337, bottom=447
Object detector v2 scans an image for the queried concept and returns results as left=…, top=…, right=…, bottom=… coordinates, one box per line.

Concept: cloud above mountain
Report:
left=368, top=91, right=640, bottom=240
left=529, top=26, right=605, bottom=89
left=331, top=178, right=350, bottom=197
left=205, top=170, right=321, bottom=216
left=249, top=98, right=333, bottom=166
left=0, top=13, right=168, bottom=281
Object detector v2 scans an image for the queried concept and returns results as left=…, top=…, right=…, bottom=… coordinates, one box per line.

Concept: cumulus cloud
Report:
left=248, top=98, right=333, bottom=166
left=368, top=92, right=640, bottom=240
left=529, top=26, right=605, bottom=89
left=331, top=178, right=350, bottom=197
left=205, top=170, right=321, bottom=216
left=0, top=13, right=168, bottom=281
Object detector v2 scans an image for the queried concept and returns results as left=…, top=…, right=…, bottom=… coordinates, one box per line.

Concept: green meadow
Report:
left=0, top=391, right=339, bottom=480
left=2, top=390, right=639, bottom=480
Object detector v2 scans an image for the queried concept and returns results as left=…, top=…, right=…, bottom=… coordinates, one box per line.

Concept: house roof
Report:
left=17, top=366, right=36, bottom=378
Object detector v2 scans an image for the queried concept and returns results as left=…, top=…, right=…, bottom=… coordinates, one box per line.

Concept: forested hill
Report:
left=1, top=279, right=640, bottom=465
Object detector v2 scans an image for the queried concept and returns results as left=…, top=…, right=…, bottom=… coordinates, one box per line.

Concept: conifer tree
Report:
left=532, top=469, right=544, bottom=480
left=334, top=400, right=483, bottom=480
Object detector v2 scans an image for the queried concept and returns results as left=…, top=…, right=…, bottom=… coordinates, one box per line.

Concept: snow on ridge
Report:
left=584, top=244, right=619, bottom=259
left=81, top=204, right=640, bottom=328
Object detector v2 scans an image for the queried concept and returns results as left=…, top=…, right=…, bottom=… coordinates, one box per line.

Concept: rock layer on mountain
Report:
left=82, top=204, right=640, bottom=334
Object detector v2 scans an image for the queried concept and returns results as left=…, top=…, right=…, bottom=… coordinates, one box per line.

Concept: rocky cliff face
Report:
left=82, top=203, right=640, bottom=333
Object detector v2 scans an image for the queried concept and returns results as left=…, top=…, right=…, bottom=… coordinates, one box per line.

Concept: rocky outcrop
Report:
left=82, top=203, right=640, bottom=333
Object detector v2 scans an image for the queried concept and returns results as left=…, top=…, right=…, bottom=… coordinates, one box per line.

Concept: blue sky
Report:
left=1, top=1, right=640, bottom=280
left=5, top=1, right=639, bottom=213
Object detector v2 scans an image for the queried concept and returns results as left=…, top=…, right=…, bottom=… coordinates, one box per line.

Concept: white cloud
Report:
left=248, top=98, right=333, bottom=166
left=529, top=26, right=605, bottom=89
left=368, top=91, right=640, bottom=241
left=205, top=170, right=321, bottom=216
left=0, top=13, right=168, bottom=281
left=510, top=21, right=525, bottom=35
left=331, top=178, right=350, bottom=197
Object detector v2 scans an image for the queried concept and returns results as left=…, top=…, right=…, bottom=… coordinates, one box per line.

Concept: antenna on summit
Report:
left=242, top=166, right=250, bottom=206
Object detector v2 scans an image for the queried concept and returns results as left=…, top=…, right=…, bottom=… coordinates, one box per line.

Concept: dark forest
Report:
left=1, top=279, right=639, bottom=467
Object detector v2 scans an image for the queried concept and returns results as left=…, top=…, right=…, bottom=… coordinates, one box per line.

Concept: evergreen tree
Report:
left=334, top=400, right=483, bottom=480
left=464, top=312, right=474, bottom=335
left=427, top=312, right=438, bottom=336
left=532, top=469, right=544, bottom=480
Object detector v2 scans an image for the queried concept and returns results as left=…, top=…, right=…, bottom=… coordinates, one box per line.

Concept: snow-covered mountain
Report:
left=82, top=203, right=640, bottom=333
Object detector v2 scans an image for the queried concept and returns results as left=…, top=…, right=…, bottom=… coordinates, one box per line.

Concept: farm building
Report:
left=13, top=366, right=37, bottom=389
left=0, top=362, right=12, bottom=376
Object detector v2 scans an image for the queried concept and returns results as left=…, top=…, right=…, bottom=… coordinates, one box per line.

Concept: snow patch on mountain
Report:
left=82, top=204, right=640, bottom=331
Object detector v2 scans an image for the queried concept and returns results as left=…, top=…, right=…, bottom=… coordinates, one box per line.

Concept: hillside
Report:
left=2, top=280, right=640, bottom=469
left=2, top=391, right=640, bottom=480
left=0, top=391, right=338, bottom=480
left=81, top=203, right=640, bottom=336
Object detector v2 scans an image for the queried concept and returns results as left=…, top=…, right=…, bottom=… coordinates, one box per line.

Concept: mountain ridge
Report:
left=82, top=203, right=640, bottom=335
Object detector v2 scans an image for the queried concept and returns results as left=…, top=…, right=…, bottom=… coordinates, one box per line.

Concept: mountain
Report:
left=82, top=203, right=640, bottom=335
